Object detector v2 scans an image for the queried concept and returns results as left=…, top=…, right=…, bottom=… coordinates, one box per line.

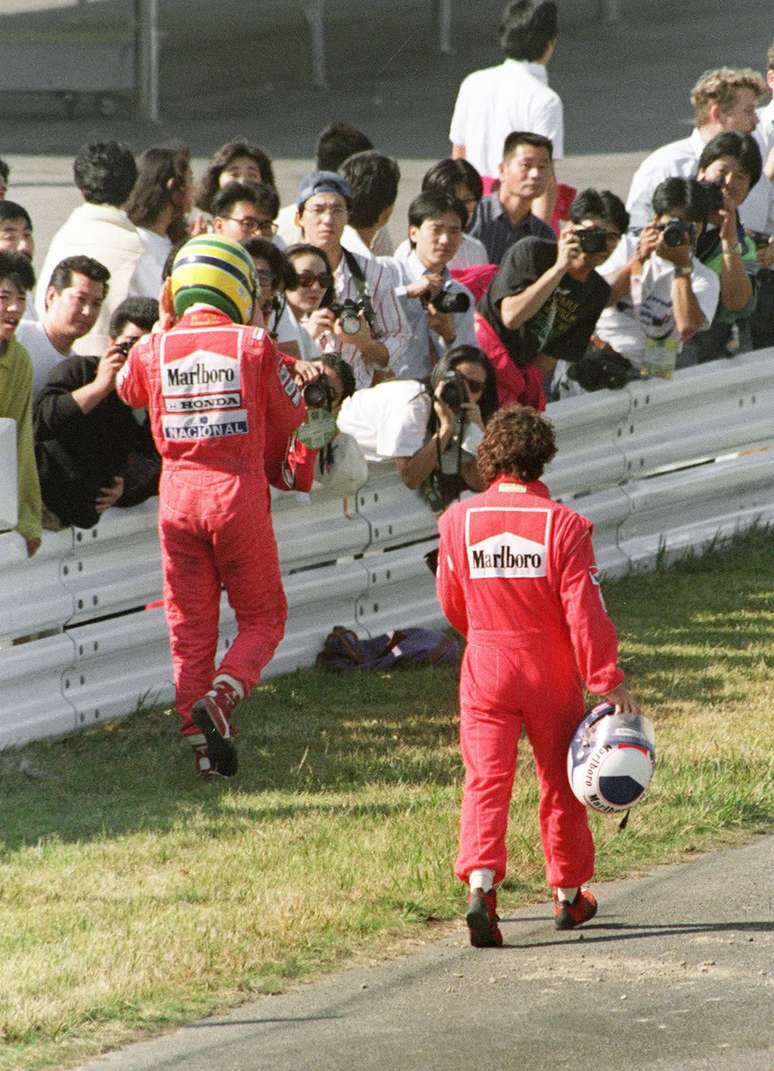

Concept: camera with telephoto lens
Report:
left=576, top=227, right=610, bottom=254
left=302, top=375, right=336, bottom=410
left=329, top=299, right=364, bottom=335
left=424, top=286, right=471, bottom=314
left=659, top=218, right=692, bottom=247
left=699, top=180, right=725, bottom=214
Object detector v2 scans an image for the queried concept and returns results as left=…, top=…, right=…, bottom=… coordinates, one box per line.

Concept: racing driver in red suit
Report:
left=117, top=234, right=306, bottom=781
left=436, top=405, right=640, bottom=946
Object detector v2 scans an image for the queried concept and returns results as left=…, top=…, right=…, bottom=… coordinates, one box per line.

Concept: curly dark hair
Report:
left=73, top=140, right=137, bottom=206
left=195, top=139, right=276, bottom=212
left=477, top=405, right=556, bottom=485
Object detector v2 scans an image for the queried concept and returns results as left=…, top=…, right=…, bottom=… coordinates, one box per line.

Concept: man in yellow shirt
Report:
left=0, top=251, right=41, bottom=556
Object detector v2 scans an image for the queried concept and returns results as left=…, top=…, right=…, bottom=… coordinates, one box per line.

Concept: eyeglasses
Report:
left=223, top=216, right=277, bottom=236
left=304, top=204, right=348, bottom=218
left=255, top=269, right=277, bottom=286
left=295, top=270, right=334, bottom=289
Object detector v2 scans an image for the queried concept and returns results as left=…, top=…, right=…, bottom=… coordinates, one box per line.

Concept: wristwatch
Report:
left=722, top=243, right=743, bottom=256
left=673, top=264, right=693, bottom=278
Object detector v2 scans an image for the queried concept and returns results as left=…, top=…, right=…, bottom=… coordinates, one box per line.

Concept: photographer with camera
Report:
left=476, top=188, right=619, bottom=408
left=740, top=42, right=774, bottom=350
left=295, top=171, right=410, bottom=390
left=595, top=178, right=720, bottom=376
left=392, top=192, right=478, bottom=380
left=679, top=132, right=762, bottom=365
left=337, top=345, right=498, bottom=510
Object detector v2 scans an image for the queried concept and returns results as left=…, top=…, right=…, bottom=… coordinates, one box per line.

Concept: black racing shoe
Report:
left=466, top=888, right=503, bottom=948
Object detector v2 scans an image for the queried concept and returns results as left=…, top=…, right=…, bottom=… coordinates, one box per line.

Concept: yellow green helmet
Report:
left=171, top=234, right=256, bottom=324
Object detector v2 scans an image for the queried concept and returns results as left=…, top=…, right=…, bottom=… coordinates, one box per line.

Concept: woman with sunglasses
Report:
left=338, top=345, right=499, bottom=509
left=283, top=243, right=336, bottom=360
left=240, top=237, right=301, bottom=358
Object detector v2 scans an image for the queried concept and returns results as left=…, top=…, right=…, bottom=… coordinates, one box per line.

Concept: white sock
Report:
left=557, top=886, right=578, bottom=903
left=469, top=868, right=495, bottom=893
left=211, top=673, right=245, bottom=700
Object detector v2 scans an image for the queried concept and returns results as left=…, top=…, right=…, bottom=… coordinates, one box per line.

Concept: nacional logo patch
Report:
left=162, top=409, right=249, bottom=440
left=465, top=507, right=551, bottom=579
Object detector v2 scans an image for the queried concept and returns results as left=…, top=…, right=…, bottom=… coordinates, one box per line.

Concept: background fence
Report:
left=2, top=347, right=773, bottom=750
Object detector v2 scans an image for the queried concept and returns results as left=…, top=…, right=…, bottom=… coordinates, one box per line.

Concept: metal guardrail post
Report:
left=437, top=0, right=453, bottom=54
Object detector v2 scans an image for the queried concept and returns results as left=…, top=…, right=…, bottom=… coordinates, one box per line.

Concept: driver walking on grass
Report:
left=436, top=405, right=640, bottom=946
left=117, top=235, right=306, bottom=781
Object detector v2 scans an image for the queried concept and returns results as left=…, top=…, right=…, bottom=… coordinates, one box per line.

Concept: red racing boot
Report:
left=553, top=888, right=598, bottom=930
left=191, top=674, right=244, bottom=778
left=466, top=888, right=503, bottom=948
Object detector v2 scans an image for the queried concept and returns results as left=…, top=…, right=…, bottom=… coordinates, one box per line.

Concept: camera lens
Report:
left=433, top=290, right=470, bottom=314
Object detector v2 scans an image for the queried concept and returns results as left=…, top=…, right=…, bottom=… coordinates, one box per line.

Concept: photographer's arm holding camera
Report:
left=395, top=376, right=485, bottom=492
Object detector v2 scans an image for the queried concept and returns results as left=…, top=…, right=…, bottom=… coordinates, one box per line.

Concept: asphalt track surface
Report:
left=79, top=835, right=774, bottom=1071
left=2, top=3, right=772, bottom=1068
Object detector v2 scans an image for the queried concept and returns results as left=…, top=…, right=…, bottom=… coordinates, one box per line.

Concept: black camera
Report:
left=699, top=180, right=725, bottom=214
left=659, top=218, right=692, bottom=247
left=748, top=230, right=771, bottom=250
left=329, top=299, right=364, bottom=336
left=115, top=339, right=133, bottom=356
left=427, top=287, right=471, bottom=314
left=303, top=375, right=336, bottom=410
left=576, top=227, right=610, bottom=254
left=438, top=370, right=465, bottom=411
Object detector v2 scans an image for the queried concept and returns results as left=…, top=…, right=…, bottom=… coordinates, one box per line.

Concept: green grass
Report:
left=1, top=528, right=773, bottom=1070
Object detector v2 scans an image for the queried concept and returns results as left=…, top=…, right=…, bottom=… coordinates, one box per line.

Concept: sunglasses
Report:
left=295, top=270, right=333, bottom=289
left=459, top=374, right=486, bottom=395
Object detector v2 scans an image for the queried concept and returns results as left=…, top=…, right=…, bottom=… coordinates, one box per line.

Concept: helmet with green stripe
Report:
left=171, top=234, right=256, bottom=324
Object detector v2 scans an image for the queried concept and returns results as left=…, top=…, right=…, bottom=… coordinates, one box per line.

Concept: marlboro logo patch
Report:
left=465, top=507, right=551, bottom=579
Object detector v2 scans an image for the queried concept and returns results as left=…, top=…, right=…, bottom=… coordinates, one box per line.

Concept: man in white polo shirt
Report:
left=626, top=67, right=767, bottom=232
left=449, top=1, right=562, bottom=224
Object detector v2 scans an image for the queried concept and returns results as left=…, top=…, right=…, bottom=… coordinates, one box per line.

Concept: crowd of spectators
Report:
left=1, top=0, right=773, bottom=559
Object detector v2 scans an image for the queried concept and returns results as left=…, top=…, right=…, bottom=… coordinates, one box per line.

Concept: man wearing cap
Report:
left=295, top=171, right=410, bottom=389
left=116, top=234, right=307, bottom=782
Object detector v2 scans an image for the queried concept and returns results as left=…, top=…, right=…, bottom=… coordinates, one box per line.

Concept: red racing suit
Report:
left=116, top=308, right=306, bottom=735
left=436, top=475, right=624, bottom=888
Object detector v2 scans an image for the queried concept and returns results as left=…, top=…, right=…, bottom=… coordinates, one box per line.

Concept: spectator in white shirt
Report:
left=18, top=255, right=109, bottom=398
left=449, top=1, right=562, bottom=224
left=596, top=179, right=719, bottom=373
left=284, top=243, right=336, bottom=360
left=626, top=67, right=767, bottom=232
left=340, top=151, right=401, bottom=259
left=337, top=346, right=498, bottom=509
left=739, top=42, right=774, bottom=350
left=295, top=171, right=410, bottom=389
left=393, top=192, right=478, bottom=380
left=125, top=145, right=193, bottom=301
left=34, top=141, right=156, bottom=354
left=395, top=159, right=488, bottom=270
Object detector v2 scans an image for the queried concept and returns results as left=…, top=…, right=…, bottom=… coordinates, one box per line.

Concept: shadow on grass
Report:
left=2, top=528, right=774, bottom=855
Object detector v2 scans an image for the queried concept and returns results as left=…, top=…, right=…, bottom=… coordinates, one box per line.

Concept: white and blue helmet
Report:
left=567, top=702, right=656, bottom=813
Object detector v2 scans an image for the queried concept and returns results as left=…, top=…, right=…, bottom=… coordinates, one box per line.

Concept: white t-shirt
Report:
left=336, top=379, right=430, bottom=462
left=15, top=320, right=72, bottom=399
left=625, top=129, right=706, bottom=232
left=594, top=234, right=720, bottom=366
left=739, top=99, right=774, bottom=235
left=136, top=227, right=172, bottom=300
left=449, top=59, right=564, bottom=178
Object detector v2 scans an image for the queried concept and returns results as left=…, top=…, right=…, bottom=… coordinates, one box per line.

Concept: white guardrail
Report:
left=2, top=347, right=774, bottom=750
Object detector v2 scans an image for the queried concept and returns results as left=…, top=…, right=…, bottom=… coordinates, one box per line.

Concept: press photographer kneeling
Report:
left=337, top=345, right=498, bottom=510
